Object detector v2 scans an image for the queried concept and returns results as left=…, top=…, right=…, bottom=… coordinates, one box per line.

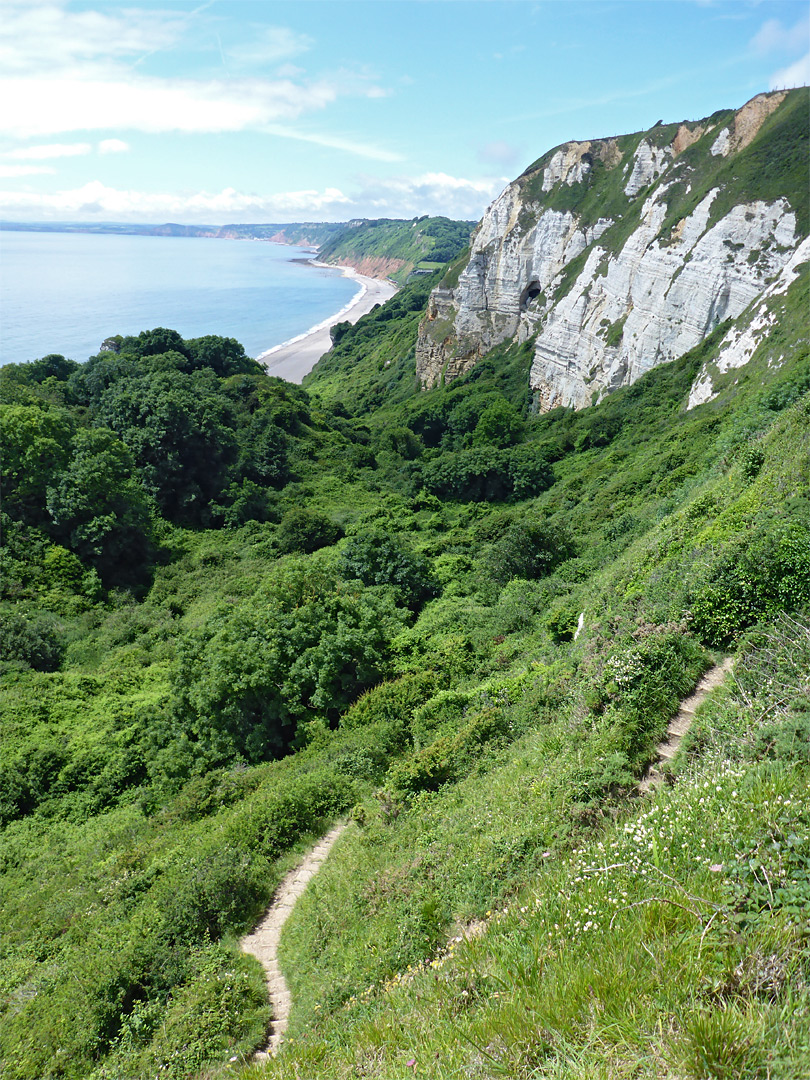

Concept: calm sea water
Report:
left=0, top=231, right=359, bottom=365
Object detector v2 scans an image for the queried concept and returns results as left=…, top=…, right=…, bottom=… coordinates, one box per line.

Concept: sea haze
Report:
left=0, top=231, right=359, bottom=366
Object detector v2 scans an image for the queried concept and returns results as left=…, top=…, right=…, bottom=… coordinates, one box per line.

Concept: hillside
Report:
left=0, top=91, right=809, bottom=1080
left=416, top=89, right=808, bottom=410
left=317, top=215, right=475, bottom=284
left=0, top=221, right=346, bottom=246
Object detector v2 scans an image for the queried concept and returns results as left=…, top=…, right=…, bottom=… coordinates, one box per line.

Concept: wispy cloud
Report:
left=0, top=2, right=390, bottom=160
left=502, top=71, right=688, bottom=125
left=0, top=172, right=507, bottom=224
left=98, top=139, right=130, bottom=155
left=0, top=164, right=56, bottom=178
left=478, top=140, right=522, bottom=167
left=0, top=74, right=381, bottom=141
left=769, top=52, right=810, bottom=89
left=4, top=142, right=92, bottom=160
left=0, top=0, right=188, bottom=77
left=751, top=14, right=809, bottom=56
left=224, top=25, right=313, bottom=69
left=262, top=124, right=404, bottom=163
left=750, top=12, right=810, bottom=90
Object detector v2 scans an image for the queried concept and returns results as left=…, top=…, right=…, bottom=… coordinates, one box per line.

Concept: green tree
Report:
left=481, top=519, right=576, bottom=586
left=338, top=531, right=436, bottom=609
left=185, top=335, right=261, bottom=377
left=0, top=403, right=75, bottom=525
left=473, top=398, right=524, bottom=447
left=46, top=428, right=153, bottom=586
left=119, top=326, right=191, bottom=360
left=277, top=508, right=342, bottom=554
left=174, top=562, right=407, bottom=761
left=421, top=446, right=514, bottom=501
left=96, top=370, right=238, bottom=524
left=0, top=610, right=65, bottom=672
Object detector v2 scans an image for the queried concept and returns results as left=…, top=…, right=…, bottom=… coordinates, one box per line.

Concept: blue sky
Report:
left=1, top=0, right=807, bottom=224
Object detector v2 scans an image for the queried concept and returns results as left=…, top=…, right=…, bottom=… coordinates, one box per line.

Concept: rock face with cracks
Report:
left=415, top=90, right=807, bottom=411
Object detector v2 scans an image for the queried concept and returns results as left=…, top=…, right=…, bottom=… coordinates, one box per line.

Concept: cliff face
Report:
left=416, top=90, right=808, bottom=410
left=320, top=254, right=408, bottom=281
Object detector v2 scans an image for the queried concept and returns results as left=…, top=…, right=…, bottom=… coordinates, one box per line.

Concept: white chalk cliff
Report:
left=416, top=90, right=807, bottom=411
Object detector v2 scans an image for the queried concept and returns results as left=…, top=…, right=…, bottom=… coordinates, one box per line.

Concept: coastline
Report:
left=258, top=261, right=398, bottom=384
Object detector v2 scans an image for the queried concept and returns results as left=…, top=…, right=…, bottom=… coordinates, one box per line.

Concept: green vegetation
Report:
left=318, top=216, right=474, bottom=284
left=1, top=99, right=809, bottom=1078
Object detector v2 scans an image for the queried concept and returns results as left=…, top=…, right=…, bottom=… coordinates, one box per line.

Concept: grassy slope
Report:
left=317, top=217, right=474, bottom=285
left=3, top=258, right=805, bottom=1080
left=253, top=271, right=810, bottom=1079
left=1, top=121, right=809, bottom=1079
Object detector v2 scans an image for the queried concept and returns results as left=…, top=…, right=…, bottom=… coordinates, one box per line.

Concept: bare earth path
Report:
left=241, top=823, right=346, bottom=1058
left=239, top=662, right=733, bottom=1057
left=639, top=657, right=734, bottom=793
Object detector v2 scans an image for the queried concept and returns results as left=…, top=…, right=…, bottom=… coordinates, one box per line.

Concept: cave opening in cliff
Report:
left=520, top=281, right=543, bottom=310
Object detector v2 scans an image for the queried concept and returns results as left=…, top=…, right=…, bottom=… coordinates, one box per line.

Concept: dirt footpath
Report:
left=639, top=657, right=734, bottom=793
left=241, top=822, right=346, bottom=1058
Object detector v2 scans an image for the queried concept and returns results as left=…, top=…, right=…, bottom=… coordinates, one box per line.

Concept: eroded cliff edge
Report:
left=416, top=90, right=808, bottom=411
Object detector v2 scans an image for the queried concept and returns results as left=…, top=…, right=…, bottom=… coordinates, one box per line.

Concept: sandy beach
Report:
left=258, top=262, right=398, bottom=384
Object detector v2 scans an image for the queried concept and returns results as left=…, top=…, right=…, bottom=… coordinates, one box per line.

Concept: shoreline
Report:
left=258, top=260, right=398, bottom=384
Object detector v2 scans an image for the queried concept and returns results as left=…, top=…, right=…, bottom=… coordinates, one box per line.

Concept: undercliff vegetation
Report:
left=1, top=109, right=809, bottom=1080
left=317, top=215, right=474, bottom=285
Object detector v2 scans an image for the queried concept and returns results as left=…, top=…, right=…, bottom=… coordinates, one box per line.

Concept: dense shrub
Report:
left=174, top=562, right=408, bottom=762
left=690, top=522, right=810, bottom=644
left=96, top=369, right=239, bottom=524
left=421, top=444, right=553, bottom=501
left=0, top=403, right=75, bottom=525
left=46, top=428, right=154, bottom=586
left=338, top=531, right=436, bottom=609
left=480, top=519, right=576, bottom=586
left=277, top=508, right=343, bottom=554
left=0, top=609, right=65, bottom=672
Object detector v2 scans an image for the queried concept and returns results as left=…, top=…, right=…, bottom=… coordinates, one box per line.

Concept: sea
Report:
left=0, top=230, right=360, bottom=366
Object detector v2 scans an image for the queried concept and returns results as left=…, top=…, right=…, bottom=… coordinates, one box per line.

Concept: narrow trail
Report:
left=639, top=656, right=734, bottom=793
left=239, top=662, right=732, bottom=1058
left=241, top=822, right=346, bottom=1059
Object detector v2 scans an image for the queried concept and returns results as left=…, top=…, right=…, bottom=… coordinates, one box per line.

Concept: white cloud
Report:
left=4, top=142, right=92, bottom=159
left=0, top=74, right=343, bottom=139
left=262, top=124, right=403, bottom=162
left=225, top=25, right=312, bottom=68
left=749, top=13, right=810, bottom=87
left=276, top=63, right=306, bottom=79
left=752, top=15, right=810, bottom=55
left=0, top=172, right=506, bottom=224
left=0, top=0, right=189, bottom=77
left=98, top=139, right=130, bottom=155
left=0, top=179, right=348, bottom=220
left=769, top=52, right=810, bottom=89
left=0, top=3, right=389, bottom=159
left=0, top=164, right=55, bottom=177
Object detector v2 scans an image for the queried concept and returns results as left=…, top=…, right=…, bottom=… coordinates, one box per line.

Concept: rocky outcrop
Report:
left=672, top=123, right=707, bottom=156
left=415, top=90, right=806, bottom=409
left=686, top=235, right=810, bottom=409
left=529, top=193, right=798, bottom=411
left=711, top=92, right=787, bottom=157
left=623, top=139, right=671, bottom=197
left=416, top=182, right=612, bottom=388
